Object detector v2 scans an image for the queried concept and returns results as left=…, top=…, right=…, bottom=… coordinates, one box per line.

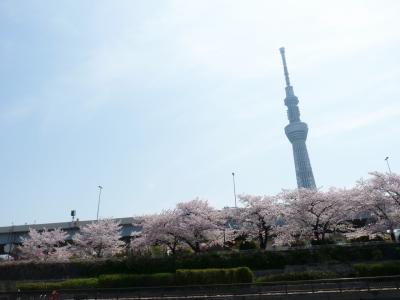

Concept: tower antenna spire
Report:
left=279, top=47, right=291, bottom=87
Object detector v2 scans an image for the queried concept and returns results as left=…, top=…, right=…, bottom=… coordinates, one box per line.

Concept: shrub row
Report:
left=17, top=278, right=98, bottom=291
left=256, top=271, right=336, bottom=282
left=98, top=273, right=175, bottom=288
left=98, top=267, right=253, bottom=287
left=4, top=243, right=400, bottom=280
left=353, top=261, right=400, bottom=277
left=17, top=267, right=254, bottom=290
left=175, top=267, right=253, bottom=285
left=16, top=261, right=400, bottom=290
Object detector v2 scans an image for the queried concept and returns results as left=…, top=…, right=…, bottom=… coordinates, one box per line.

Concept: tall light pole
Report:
left=232, top=172, right=237, bottom=208
left=385, top=156, right=392, bottom=174
left=96, top=185, right=103, bottom=221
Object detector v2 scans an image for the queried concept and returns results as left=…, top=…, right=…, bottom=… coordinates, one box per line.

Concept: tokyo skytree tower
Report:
left=279, top=47, right=316, bottom=189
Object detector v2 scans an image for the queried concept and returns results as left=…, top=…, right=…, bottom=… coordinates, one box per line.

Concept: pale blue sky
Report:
left=1, top=1, right=400, bottom=226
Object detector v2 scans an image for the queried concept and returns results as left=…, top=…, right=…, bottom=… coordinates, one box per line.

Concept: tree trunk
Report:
left=389, top=228, right=396, bottom=242
left=259, top=232, right=267, bottom=250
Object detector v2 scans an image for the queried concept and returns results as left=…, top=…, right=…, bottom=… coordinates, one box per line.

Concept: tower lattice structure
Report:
left=279, top=47, right=316, bottom=189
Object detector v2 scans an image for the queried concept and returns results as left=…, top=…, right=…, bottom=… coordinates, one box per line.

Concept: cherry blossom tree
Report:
left=19, top=228, right=70, bottom=261
left=174, top=199, right=223, bottom=252
left=369, top=172, right=400, bottom=207
left=273, top=223, right=312, bottom=247
left=237, top=195, right=283, bottom=249
left=350, top=173, right=400, bottom=241
left=131, top=200, right=223, bottom=254
left=131, top=210, right=182, bottom=255
left=277, top=188, right=354, bottom=245
left=219, top=206, right=242, bottom=247
left=73, top=218, right=125, bottom=258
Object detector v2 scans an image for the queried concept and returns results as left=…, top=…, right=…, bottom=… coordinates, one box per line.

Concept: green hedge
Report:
left=4, top=243, right=400, bottom=280
left=17, top=267, right=253, bottom=290
left=0, top=259, right=128, bottom=281
left=17, top=278, right=98, bottom=291
left=354, top=261, right=400, bottom=277
left=175, top=267, right=254, bottom=285
left=256, top=271, right=336, bottom=282
left=98, top=267, right=253, bottom=287
left=98, top=273, right=175, bottom=288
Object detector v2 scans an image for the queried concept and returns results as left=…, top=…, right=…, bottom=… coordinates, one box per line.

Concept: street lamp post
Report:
left=96, top=185, right=103, bottom=221
left=232, top=172, right=237, bottom=208
left=385, top=157, right=392, bottom=174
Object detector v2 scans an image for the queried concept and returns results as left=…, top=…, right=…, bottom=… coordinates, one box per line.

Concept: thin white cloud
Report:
left=156, top=0, right=400, bottom=77
left=9, top=0, right=400, bottom=122
left=314, top=103, right=400, bottom=138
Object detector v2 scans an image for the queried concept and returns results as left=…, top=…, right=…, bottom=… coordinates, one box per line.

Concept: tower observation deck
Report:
left=279, top=47, right=316, bottom=189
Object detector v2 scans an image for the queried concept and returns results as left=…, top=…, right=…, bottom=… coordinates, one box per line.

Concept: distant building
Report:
left=0, top=218, right=139, bottom=255
left=279, top=47, right=316, bottom=189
